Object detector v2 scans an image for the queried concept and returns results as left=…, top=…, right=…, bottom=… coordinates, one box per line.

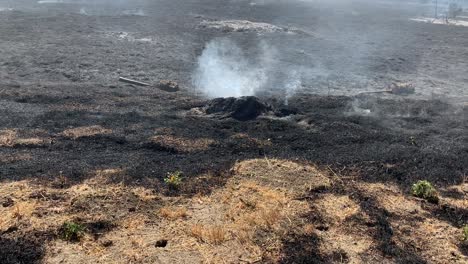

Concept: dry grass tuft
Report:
left=190, top=224, right=204, bottom=242
left=189, top=224, right=226, bottom=245
left=159, top=206, right=188, bottom=220
left=61, top=125, right=112, bottom=139
left=205, top=226, right=226, bottom=245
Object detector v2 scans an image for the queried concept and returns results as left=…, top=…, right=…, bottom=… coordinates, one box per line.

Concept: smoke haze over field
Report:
left=0, top=0, right=466, bottom=101
left=191, top=0, right=468, bottom=101
left=192, top=37, right=308, bottom=101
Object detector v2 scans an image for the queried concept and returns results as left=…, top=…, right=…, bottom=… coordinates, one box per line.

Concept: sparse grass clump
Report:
left=189, top=225, right=226, bottom=245
left=411, top=180, right=439, bottom=203
left=164, top=171, right=183, bottom=189
left=61, top=222, right=85, bottom=241
left=159, top=206, right=188, bottom=219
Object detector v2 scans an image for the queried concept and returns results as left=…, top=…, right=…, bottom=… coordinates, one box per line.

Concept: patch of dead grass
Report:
left=0, top=129, right=17, bottom=146
left=160, top=206, right=188, bottom=220
left=313, top=194, right=360, bottom=224
left=234, top=158, right=331, bottom=192
left=61, top=125, right=112, bottom=139
left=0, top=129, right=50, bottom=148
left=149, top=135, right=215, bottom=152
left=0, top=129, right=17, bottom=147
left=119, top=214, right=149, bottom=231
left=189, top=224, right=226, bottom=245
left=229, top=133, right=272, bottom=148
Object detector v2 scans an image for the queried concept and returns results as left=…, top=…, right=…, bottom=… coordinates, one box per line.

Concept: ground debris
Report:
left=118, top=77, right=150, bottom=86
left=157, top=80, right=179, bottom=92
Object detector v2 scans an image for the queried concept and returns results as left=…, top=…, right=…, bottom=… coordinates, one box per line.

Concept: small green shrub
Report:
left=61, top=222, right=85, bottom=241
left=411, top=180, right=439, bottom=203
left=463, top=225, right=468, bottom=242
left=164, top=171, right=183, bottom=189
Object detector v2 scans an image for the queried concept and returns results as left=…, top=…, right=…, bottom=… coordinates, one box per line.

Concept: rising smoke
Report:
left=192, top=38, right=272, bottom=98
left=192, top=37, right=305, bottom=101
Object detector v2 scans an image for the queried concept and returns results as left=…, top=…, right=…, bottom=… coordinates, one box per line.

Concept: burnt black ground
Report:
left=0, top=0, right=468, bottom=97
left=0, top=0, right=467, bottom=263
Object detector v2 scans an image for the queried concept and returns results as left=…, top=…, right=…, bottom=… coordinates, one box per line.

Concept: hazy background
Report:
left=1, top=0, right=467, bottom=102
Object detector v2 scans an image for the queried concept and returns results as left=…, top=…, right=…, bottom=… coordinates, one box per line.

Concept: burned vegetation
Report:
left=0, top=0, right=467, bottom=263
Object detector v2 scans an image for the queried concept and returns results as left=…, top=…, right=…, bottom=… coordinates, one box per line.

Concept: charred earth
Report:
left=0, top=0, right=467, bottom=263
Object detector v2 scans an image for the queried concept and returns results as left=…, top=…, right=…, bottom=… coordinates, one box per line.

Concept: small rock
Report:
left=155, top=239, right=168, bottom=248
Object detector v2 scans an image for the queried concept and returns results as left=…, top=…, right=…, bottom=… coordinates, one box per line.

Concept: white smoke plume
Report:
left=192, top=38, right=270, bottom=98
left=192, top=37, right=306, bottom=100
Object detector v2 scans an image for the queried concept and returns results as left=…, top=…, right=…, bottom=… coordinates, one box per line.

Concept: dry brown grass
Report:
left=159, top=206, right=188, bottom=220
left=0, top=129, right=17, bottom=146
left=0, top=153, right=465, bottom=264
left=0, top=159, right=316, bottom=263
left=0, top=129, right=50, bottom=147
left=234, top=158, right=331, bottom=192
left=205, top=226, right=226, bottom=245
left=149, top=135, right=215, bottom=152
left=234, top=228, right=254, bottom=245
left=1, top=200, right=38, bottom=229
left=90, top=168, right=126, bottom=184
left=189, top=224, right=226, bottom=245
left=229, top=133, right=273, bottom=148
left=61, top=125, right=112, bottom=139
left=313, top=194, right=360, bottom=224
left=14, top=137, right=50, bottom=147
left=190, top=224, right=204, bottom=241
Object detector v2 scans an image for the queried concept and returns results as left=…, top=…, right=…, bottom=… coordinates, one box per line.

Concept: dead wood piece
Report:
left=119, top=77, right=150, bottom=86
